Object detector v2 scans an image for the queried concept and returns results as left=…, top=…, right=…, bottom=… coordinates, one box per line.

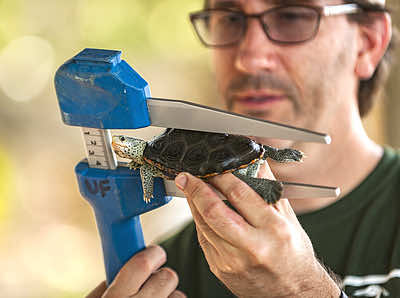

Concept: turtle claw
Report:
left=143, top=194, right=153, bottom=203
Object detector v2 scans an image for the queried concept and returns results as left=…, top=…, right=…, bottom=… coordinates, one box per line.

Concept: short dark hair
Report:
left=202, top=0, right=397, bottom=118
left=345, top=0, right=397, bottom=117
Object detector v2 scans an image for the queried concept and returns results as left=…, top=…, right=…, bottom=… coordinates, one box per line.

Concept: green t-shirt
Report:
left=161, top=147, right=400, bottom=298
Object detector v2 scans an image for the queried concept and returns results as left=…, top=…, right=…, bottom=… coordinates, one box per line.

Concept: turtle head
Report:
left=112, top=135, right=146, bottom=163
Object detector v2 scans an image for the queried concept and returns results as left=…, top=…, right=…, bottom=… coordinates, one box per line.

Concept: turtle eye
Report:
left=120, top=136, right=125, bottom=142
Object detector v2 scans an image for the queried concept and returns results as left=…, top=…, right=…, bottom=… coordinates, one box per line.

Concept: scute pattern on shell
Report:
left=143, top=128, right=264, bottom=178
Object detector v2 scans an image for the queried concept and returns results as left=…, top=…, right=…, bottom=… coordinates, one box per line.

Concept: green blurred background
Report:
left=0, top=0, right=398, bottom=297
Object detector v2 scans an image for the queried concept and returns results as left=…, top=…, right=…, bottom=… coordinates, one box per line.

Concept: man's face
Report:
left=210, top=0, right=361, bottom=147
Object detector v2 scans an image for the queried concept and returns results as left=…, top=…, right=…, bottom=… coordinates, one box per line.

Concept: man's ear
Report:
left=355, top=13, right=392, bottom=79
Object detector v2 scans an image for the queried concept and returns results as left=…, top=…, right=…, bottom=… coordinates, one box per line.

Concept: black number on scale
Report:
left=85, top=179, right=111, bottom=197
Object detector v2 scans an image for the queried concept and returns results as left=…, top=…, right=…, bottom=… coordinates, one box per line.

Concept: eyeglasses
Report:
left=189, top=4, right=361, bottom=47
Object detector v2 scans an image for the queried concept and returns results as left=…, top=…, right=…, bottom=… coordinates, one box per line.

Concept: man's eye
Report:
left=279, top=12, right=302, bottom=20
left=276, top=11, right=315, bottom=22
left=226, top=14, right=241, bottom=22
left=217, top=13, right=242, bottom=24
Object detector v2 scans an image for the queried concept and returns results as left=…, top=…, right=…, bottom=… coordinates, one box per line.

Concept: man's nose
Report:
left=234, top=18, right=279, bottom=74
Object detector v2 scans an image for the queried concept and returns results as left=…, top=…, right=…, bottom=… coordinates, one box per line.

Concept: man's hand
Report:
left=175, top=168, right=341, bottom=298
left=86, top=245, right=186, bottom=298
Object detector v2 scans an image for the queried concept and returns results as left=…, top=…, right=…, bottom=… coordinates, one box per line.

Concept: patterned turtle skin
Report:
left=112, top=128, right=303, bottom=203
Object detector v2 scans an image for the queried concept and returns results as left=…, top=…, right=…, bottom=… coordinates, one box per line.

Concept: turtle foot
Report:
left=233, top=173, right=283, bottom=204
left=143, top=195, right=153, bottom=204
left=261, top=180, right=283, bottom=204
left=255, top=180, right=283, bottom=204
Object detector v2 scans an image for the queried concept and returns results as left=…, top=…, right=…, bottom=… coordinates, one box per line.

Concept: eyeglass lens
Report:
left=192, top=6, right=321, bottom=46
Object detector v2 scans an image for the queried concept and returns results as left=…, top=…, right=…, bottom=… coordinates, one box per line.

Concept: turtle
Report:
left=111, top=128, right=303, bottom=204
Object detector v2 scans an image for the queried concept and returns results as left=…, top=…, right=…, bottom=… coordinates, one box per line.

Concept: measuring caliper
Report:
left=54, top=48, right=339, bottom=284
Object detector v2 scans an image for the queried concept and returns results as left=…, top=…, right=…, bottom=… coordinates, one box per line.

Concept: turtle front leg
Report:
left=139, top=164, right=159, bottom=203
left=233, top=171, right=283, bottom=204
left=129, top=160, right=142, bottom=170
left=262, top=145, right=303, bottom=163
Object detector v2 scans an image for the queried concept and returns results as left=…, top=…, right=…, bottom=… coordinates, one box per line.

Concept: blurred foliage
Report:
left=0, top=0, right=398, bottom=297
left=0, top=0, right=210, bottom=297
left=79, top=0, right=204, bottom=59
left=0, top=0, right=21, bottom=46
left=0, top=144, right=14, bottom=225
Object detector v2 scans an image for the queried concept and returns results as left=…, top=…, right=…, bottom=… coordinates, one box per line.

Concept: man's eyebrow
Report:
left=210, top=0, right=321, bottom=9
left=210, top=0, right=240, bottom=9
left=267, top=0, right=321, bottom=5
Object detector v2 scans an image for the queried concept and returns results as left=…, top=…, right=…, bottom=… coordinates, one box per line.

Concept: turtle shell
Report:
left=143, top=128, right=264, bottom=179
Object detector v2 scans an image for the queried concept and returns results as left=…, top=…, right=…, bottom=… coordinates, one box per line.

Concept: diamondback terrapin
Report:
left=112, top=128, right=303, bottom=203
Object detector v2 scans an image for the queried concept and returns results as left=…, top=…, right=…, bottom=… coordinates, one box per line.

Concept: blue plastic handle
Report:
left=54, top=48, right=173, bottom=284
left=75, top=162, right=171, bottom=282
left=54, top=48, right=152, bottom=129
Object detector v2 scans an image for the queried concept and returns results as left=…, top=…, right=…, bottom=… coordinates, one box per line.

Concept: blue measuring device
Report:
left=54, top=48, right=338, bottom=285
left=54, top=48, right=172, bottom=283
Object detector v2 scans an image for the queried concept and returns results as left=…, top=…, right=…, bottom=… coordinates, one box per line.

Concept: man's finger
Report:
left=186, top=197, right=220, bottom=249
left=175, top=173, right=255, bottom=247
left=209, top=173, right=280, bottom=228
left=168, top=290, right=187, bottom=298
left=134, top=267, right=179, bottom=298
left=103, top=245, right=166, bottom=297
left=187, top=196, right=235, bottom=256
left=192, top=212, right=237, bottom=277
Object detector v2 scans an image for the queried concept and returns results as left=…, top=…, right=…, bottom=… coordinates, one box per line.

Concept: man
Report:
left=88, top=0, right=399, bottom=297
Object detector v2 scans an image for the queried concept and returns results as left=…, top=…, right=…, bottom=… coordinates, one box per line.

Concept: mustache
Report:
left=225, top=73, right=299, bottom=110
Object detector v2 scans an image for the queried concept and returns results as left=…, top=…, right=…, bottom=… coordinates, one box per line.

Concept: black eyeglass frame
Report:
left=189, top=3, right=363, bottom=47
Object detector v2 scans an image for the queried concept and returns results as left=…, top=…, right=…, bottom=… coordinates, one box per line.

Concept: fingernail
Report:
left=175, top=173, right=188, bottom=190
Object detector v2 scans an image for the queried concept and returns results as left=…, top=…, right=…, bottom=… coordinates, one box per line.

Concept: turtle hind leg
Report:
left=235, top=161, right=260, bottom=178
left=233, top=171, right=283, bottom=204
left=262, top=145, right=303, bottom=163
left=244, top=161, right=261, bottom=178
